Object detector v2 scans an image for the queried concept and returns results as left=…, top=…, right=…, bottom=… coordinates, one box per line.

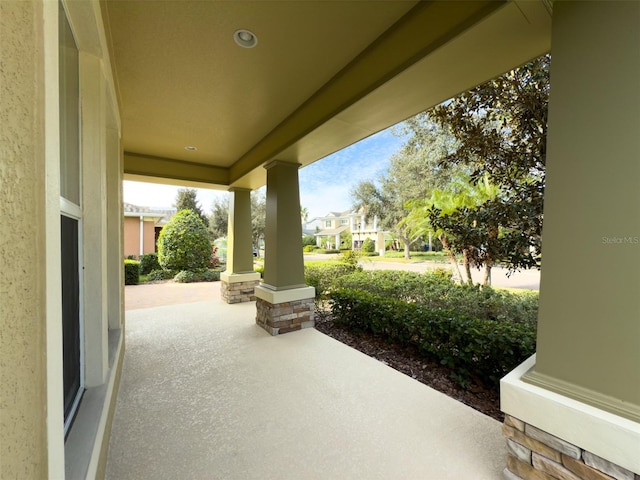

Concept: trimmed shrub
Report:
left=139, top=253, right=160, bottom=275
left=124, top=259, right=140, bottom=285
left=303, top=244, right=318, bottom=253
left=173, top=269, right=220, bottom=283
left=361, top=237, right=375, bottom=253
left=334, top=270, right=538, bottom=326
left=302, top=235, right=316, bottom=247
left=304, top=261, right=362, bottom=299
left=329, top=288, right=536, bottom=387
left=339, top=249, right=359, bottom=266
left=147, top=269, right=178, bottom=281
left=157, top=210, right=212, bottom=271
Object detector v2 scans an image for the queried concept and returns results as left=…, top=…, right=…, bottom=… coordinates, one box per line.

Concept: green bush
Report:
left=124, top=259, right=140, bottom=285
left=174, top=269, right=220, bottom=283
left=147, top=269, right=178, bottom=281
left=254, top=265, right=264, bottom=277
left=304, top=261, right=362, bottom=299
left=339, top=249, right=360, bottom=266
left=303, top=244, right=318, bottom=253
left=329, top=288, right=536, bottom=387
left=302, top=235, right=317, bottom=247
left=139, top=253, right=160, bottom=275
left=361, top=237, right=375, bottom=253
left=157, top=210, right=212, bottom=271
left=334, top=270, right=537, bottom=326
left=315, top=249, right=341, bottom=254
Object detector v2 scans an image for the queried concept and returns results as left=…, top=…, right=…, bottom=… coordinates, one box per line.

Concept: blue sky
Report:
left=123, top=125, right=405, bottom=220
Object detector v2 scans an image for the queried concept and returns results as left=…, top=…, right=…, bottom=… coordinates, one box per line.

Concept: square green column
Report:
left=255, top=160, right=315, bottom=335
left=221, top=188, right=260, bottom=303
left=261, top=160, right=306, bottom=290
left=501, top=2, right=640, bottom=478
left=226, top=188, right=254, bottom=274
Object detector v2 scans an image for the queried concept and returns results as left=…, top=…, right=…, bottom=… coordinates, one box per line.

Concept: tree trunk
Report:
left=483, top=263, right=492, bottom=286
left=483, top=223, right=498, bottom=286
left=439, top=235, right=463, bottom=284
left=463, top=249, right=473, bottom=285
left=401, top=235, right=411, bottom=260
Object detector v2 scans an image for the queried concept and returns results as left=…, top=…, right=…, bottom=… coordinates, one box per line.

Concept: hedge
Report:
left=139, top=253, right=160, bottom=275
left=124, top=259, right=140, bottom=285
left=174, top=269, right=220, bottom=283
left=304, top=262, right=362, bottom=299
left=334, top=270, right=537, bottom=326
left=329, top=288, right=536, bottom=388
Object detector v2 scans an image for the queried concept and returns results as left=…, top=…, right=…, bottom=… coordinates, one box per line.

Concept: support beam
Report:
left=221, top=188, right=260, bottom=303
left=255, top=161, right=314, bottom=335
left=502, top=2, right=640, bottom=477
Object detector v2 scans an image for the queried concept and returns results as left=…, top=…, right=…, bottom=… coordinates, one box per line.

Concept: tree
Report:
left=208, top=196, right=229, bottom=240
left=351, top=119, right=458, bottom=259
left=157, top=209, right=212, bottom=271
left=428, top=54, right=549, bottom=272
left=405, top=173, right=500, bottom=285
left=300, top=206, right=309, bottom=224
left=251, top=190, right=266, bottom=258
left=174, top=188, right=208, bottom=227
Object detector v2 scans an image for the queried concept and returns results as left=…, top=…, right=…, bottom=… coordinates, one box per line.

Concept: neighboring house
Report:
left=123, top=203, right=175, bottom=258
left=302, top=217, right=322, bottom=236
left=312, top=210, right=386, bottom=253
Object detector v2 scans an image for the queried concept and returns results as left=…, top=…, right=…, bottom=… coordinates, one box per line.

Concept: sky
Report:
left=123, top=124, right=406, bottom=221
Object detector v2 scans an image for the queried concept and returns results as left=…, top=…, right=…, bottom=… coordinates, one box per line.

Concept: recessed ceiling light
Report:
left=234, top=29, right=257, bottom=48
left=184, top=146, right=197, bottom=151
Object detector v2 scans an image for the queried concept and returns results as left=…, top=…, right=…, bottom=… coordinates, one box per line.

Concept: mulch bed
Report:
left=314, top=315, right=504, bottom=422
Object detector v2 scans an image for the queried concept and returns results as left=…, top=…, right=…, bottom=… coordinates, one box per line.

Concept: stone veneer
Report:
left=221, top=279, right=260, bottom=304
left=256, top=297, right=314, bottom=335
left=503, top=415, right=639, bottom=480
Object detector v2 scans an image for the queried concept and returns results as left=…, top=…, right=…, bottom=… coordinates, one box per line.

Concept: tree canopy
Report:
left=174, top=188, right=209, bottom=227
left=208, top=196, right=229, bottom=240
left=351, top=119, right=459, bottom=258
left=352, top=55, right=549, bottom=281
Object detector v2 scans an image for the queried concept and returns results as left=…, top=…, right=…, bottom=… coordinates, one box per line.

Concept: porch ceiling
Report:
left=102, top=0, right=551, bottom=191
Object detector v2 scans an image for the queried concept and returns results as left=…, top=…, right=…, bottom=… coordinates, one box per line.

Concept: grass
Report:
left=365, top=251, right=451, bottom=263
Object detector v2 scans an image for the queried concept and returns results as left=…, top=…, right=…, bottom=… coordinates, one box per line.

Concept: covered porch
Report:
left=107, top=286, right=504, bottom=479
left=2, top=1, right=638, bottom=479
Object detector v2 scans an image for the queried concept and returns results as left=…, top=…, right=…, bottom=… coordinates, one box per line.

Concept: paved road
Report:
left=304, top=253, right=540, bottom=290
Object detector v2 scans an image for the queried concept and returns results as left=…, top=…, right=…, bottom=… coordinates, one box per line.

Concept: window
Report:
left=325, top=220, right=331, bottom=228
left=59, top=1, right=83, bottom=435
left=340, top=219, right=348, bottom=225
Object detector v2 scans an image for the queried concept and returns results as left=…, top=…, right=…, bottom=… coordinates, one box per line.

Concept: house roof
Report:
left=123, top=203, right=176, bottom=222
left=102, top=1, right=550, bottom=191
left=315, top=225, right=350, bottom=236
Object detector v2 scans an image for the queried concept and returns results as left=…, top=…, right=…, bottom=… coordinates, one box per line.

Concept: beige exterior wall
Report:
left=1, top=1, right=125, bottom=477
left=124, top=217, right=140, bottom=257
left=124, top=216, right=159, bottom=258
left=0, top=1, right=48, bottom=476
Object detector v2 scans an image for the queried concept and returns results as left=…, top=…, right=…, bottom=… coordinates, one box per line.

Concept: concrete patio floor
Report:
left=107, top=286, right=506, bottom=479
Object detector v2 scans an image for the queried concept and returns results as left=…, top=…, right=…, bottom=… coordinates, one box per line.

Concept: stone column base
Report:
left=220, top=272, right=261, bottom=304
left=501, top=355, right=640, bottom=479
left=254, top=285, right=315, bottom=335
left=502, top=415, right=639, bottom=480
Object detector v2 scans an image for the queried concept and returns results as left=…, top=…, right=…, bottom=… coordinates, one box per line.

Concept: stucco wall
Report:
left=143, top=221, right=156, bottom=254
left=124, top=216, right=140, bottom=257
left=0, top=1, right=48, bottom=477
left=124, top=217, right=157, bottom=257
